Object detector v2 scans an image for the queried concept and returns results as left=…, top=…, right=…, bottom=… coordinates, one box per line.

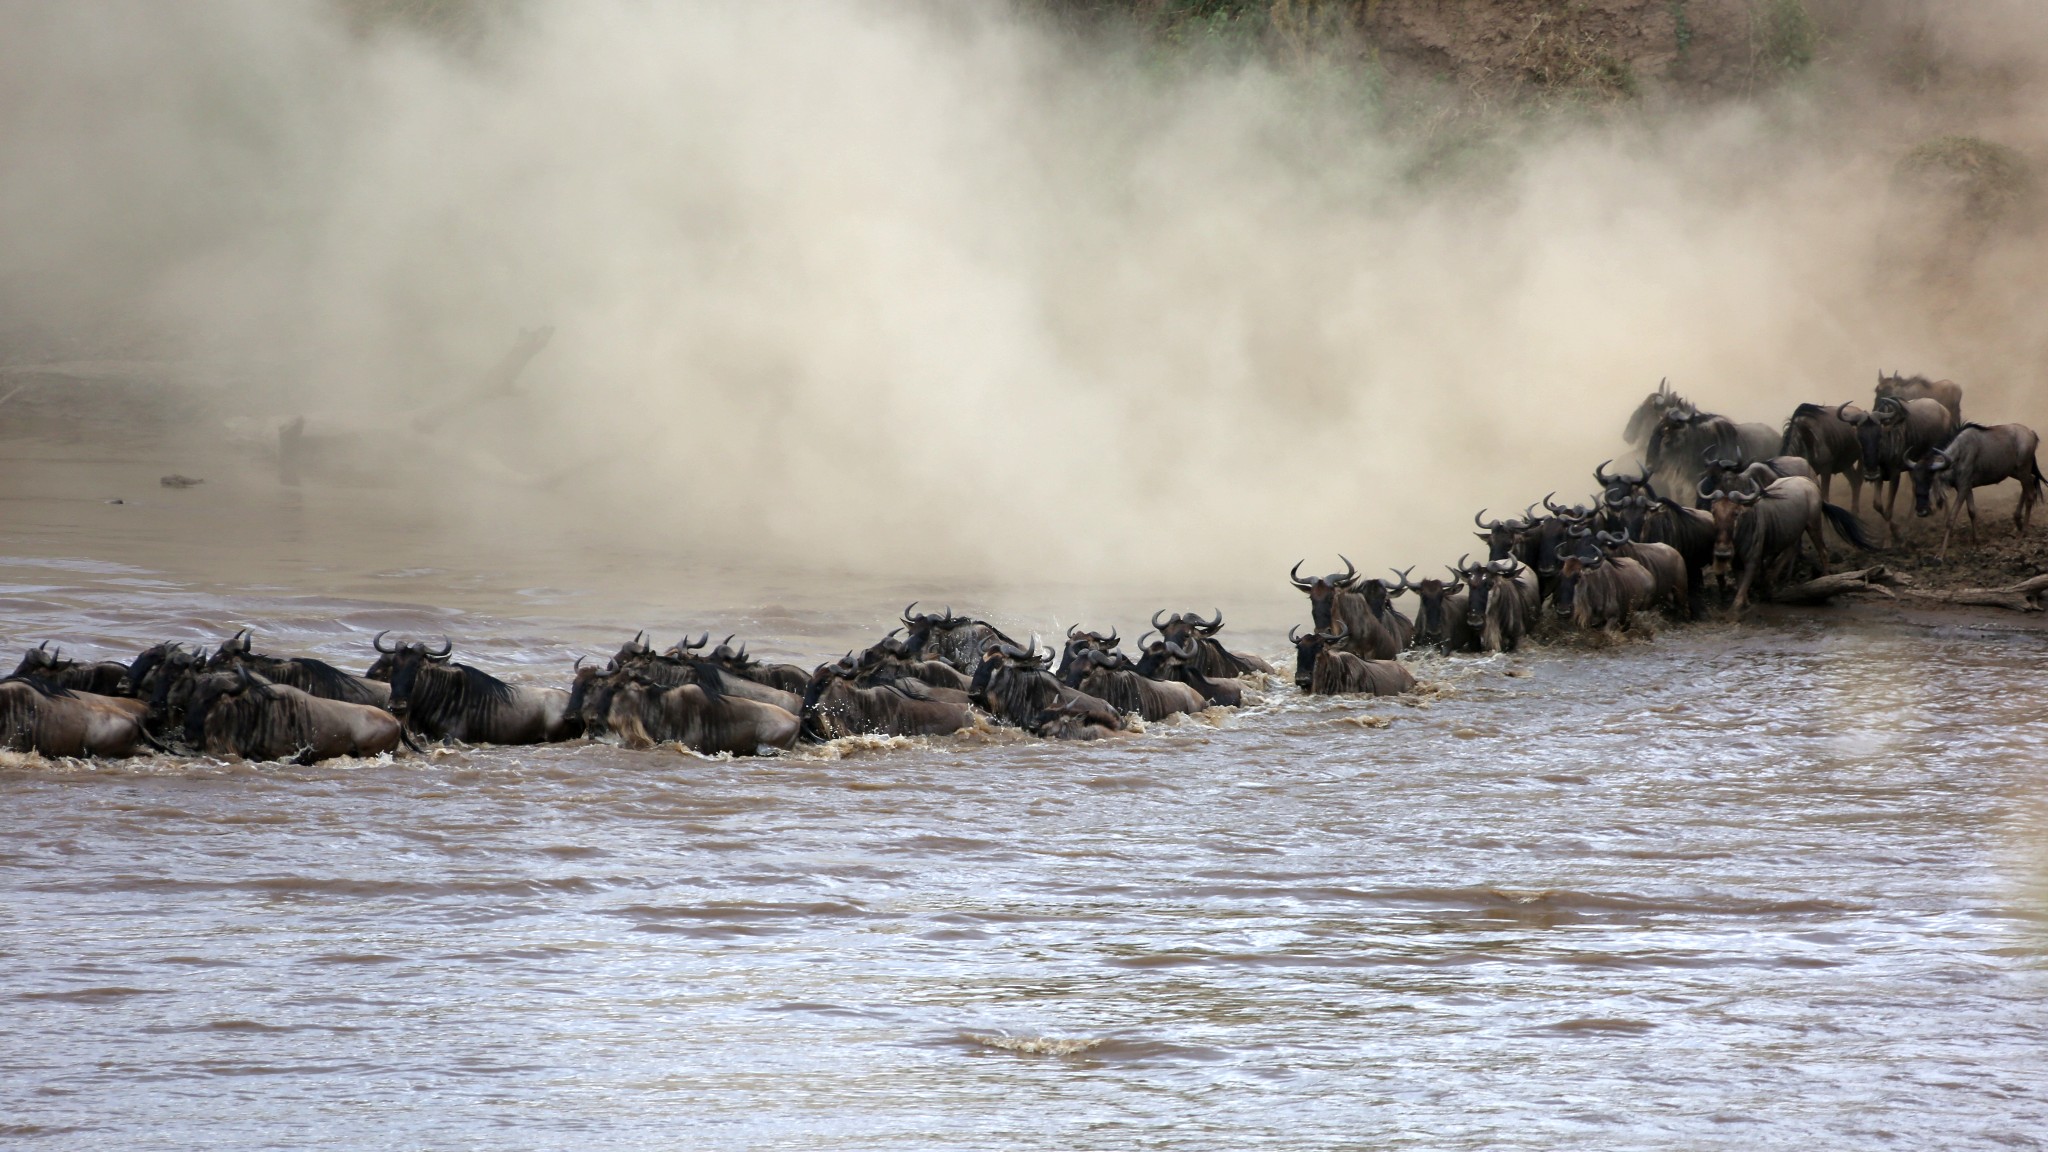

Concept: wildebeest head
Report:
left=1466, top=559, right=1523, bottom=627
left=1624, top=378, right=1690, bottom=445
left=1646, top=404, right=1703, bottom=471
left=1403, top=569, right=1466, bottom=649
left=1133, top=634, right=1200, bottom=681
left=1473, top=509, right=1531, bottom=563
left=1905, top=447, right=1952, bottom=517
left=1288, top=625, right=1346, bottom=690
left=1839, top=399, right=1901, bottom=480
left=206, top=629, right=256, bottom=671
left=378, top=637, right=455, bottom=718
left=1594, top=459, right=1654, bottom=505
left=1057, top=624, right=1122, bottom=686
left=11, top=642, right=63, bottom=680
left=1153, top=609, right=1223, bottom=649
left=1697, top=451, right=1749, bottom=502
left=1702, top=476, right=1763, bottom=580
left=967, top=640, right=1062, bottom=725
left=1289, top=557, right=1359, bottom=632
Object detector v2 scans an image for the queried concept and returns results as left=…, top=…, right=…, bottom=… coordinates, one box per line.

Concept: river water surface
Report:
left=5, top=545, right=2048, bottom=1150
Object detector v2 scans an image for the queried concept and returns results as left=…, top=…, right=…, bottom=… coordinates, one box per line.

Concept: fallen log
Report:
left=1770, top=566, right=1901, bottom=605
left=1896, top=572, right=2048, bottom=613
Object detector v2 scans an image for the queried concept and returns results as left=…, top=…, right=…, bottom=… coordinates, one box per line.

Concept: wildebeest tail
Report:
left=1821, top=502, right=1877, bottom=550
left=399, top=726, right=426, bottom=754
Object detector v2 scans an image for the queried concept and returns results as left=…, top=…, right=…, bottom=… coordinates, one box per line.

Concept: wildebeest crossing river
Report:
left=4, top=553, right=2046, bottom=1149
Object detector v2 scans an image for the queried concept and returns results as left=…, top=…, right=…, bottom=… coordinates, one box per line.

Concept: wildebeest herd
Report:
left=3, top=373, right=2039, bottom=764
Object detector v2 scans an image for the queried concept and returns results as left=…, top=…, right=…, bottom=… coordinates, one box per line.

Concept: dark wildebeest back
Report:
left=607, top=675, right=800, bottom=755
left=194, top=670, right=407, bottom=763
left=1400, top=573, right=1475, bottom=653
left=1782, top=402, right=1867, bottom=513
left=0, top=676, right=154, bottom=758
left=384, top=642, right=576, bottom=744
left=10, top=644, right=131, bottom=697
left=1876, top=371, right=1963, bottom=427
left=1310, top=648, right=1415, bottom=697
left=1074, top=650, right=1206, bottom=721
left=210, top=630, right=391, bottom=707
left=800, top=662, right=976, bottom=741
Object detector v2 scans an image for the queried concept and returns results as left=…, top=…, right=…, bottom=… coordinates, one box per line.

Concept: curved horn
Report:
left=1593, top=459, right=1615, bottom=486
left=902, top=601, right=919, bottom=625
left=1103, top=629, right=1119, bottom=647
left=373, top=630, right=395, bottom=654
left=1337, top=555, right=1358, bottom=586
left=1290, top=559, right=1314, bottom=590
left=429, top=636, right=453, bottom=658
left=1389, top=566, right=1414, bottom=594
left=1475, top=507, right=1501, bottom=530
left=1136, top=630, right=1159, bottom=651
left=1288, top=624, right=1302, bottom=643
left=1542, top=491, right=1565, bottom=515
left=1151, top=609, right=1167, bottom=630
left=1200, top=609, right=1223, bottom=632
left=1067, top=623, right=1081, bottom=639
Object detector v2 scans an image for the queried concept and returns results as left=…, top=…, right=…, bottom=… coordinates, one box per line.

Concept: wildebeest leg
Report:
left=1966, top=484, right=1981, bottom=544
left=1878, top=477, right=1902, bottom=545
left=1846, top=472, right=1862, bottom=517
left=1807, top=511, right=1829, bottom=578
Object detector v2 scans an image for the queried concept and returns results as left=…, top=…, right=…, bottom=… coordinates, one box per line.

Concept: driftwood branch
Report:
left=1770, top=566, right=1901, bottom=605
left=1895, top=572, right=2048, bottom=613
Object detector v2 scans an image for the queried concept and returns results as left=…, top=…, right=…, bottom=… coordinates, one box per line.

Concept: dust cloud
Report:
left=4, top=0, right=2047, bottom=596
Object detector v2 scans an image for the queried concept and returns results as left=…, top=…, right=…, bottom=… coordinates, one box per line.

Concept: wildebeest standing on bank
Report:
left=1842, top=396, right=1957, bottom=545
left=1647, top=406, right=1781, bottom=492
left=1597, top=531, right=1690, bottom=619
left=1624, top=379, right=1691, bottom=450
left=1905, top=422, right=2044, bottom=558
left=1706, top=475, right=1874, bottom=610
left=0, top=676, right=156, bottom=757
left=380, top=639, right=577, bottom=744
left=185, top=668, right=411, bottom=762
left=1876, top=371, right=1963, bottom=426
left=1782, top=402, right=1868, bottom=513
left=210, top=629, right=392, bottom=707
left=1289, top=627, right=1415, bottom=697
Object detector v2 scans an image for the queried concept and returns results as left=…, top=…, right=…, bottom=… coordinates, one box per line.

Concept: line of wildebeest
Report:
left=3, top=372, right=2039, bottom=765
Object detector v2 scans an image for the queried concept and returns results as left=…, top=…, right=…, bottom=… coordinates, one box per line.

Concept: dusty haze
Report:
left=4, top=0, right=2047, bottom=600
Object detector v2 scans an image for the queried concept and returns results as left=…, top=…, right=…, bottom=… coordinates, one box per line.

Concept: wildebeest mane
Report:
left=405, top=661, right=517, bottom=730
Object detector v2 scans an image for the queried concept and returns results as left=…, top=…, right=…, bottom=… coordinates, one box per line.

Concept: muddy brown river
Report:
left=4, top=458, right=2048, bottom=1149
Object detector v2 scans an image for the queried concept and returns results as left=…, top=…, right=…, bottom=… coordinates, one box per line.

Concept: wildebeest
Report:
left=1648, top=406, right=1782, bottom=489
left=1134, top=635, right=1244, bottom=707
left=799, top=656, right=977, bottom=740
left=1289, top=627, right=1415, bottom=696
left=700, top=635, right=811, bottom=695
left=127, top=642, right=202, bottom=703
left=184, top=667, right=412, bottom=762
left=850, top=634, right=972, bottom=695
left=969, top=643, right=1123, bottom=734
left=1056, top=625, right=1122, bottom=684
left=603, top=673, right=800, bottom=755
left=1290, top=557, right=1400, bottom=660
left=9, top=643, right=131, bottom=696
left=0, top=675, right=156, bottom=757
left=1463, top=559, right=1533, bottom=653
left=1396, top=569, right=1475, bottom=653
left=900, top=605, right=1019, bottom=673
left=1842, top=396, right=1957, bottom=544
left=1905, top=422, right=2044, bottom=557
left=210, top=629, right=392, bottom=707
left=1594, top=460, right=1655, bottom=505
left=1624, top=378, right=1691, bottom=450
left=1068, top=647, right=1207, bottom=721
left=1152, top=610, right=1275, bottom=677
left=1705, top=475, right=1874, bottom=610
left=1781, top=402, right=1867, bottom=513
left=1617, top=492, right=1717, bottom=615
left=1554, top=542, right=1656, bottom=633
left=1696, top=453, right=1815, bottom=505
left=606, top=631, right=803, bottom=714
left=381, top=639, right=577, bottom=744
left=1876, top=371, right=1963, bottom=426
left=1595, top=530, right=1689, bottom=618
left=1032, top=697, right=1123, bottom=741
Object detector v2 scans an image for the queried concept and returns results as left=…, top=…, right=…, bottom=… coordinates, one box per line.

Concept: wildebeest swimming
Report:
left=8, top=370, right=2037, bottom=762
